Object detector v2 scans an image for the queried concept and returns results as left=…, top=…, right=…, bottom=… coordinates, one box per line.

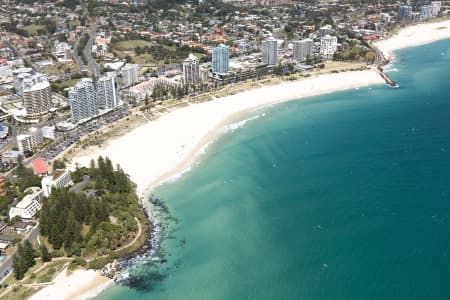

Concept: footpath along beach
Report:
left=30, top=19, right=450, bottom=300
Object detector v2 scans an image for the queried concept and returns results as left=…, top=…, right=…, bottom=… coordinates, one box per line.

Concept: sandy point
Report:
left=374, top=19, right=450, bottom=59
left=28, top=268, right=112, bottom=300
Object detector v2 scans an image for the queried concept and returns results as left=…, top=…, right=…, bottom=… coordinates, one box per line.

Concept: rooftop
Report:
left=31, top=158, right=48, bottom=175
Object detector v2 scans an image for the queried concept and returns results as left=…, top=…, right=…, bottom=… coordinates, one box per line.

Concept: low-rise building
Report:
left=41, top=169, right=73, bottom=197
left=17, top=134, right=33, bottom=154
left=10, top=221, right=35, bottom=234
left=1, top=150, right=20, bottom=164
left=31, top=158, right=48, bottom=175
left=16, top=127, right=43, bottom=154
left=129, top=77, right=179, bottom=100
left=41, top=126, right=56, bottom=140
left=121, top=63, right=139, bottom=86
left=8, top=187, right=43, bottom=219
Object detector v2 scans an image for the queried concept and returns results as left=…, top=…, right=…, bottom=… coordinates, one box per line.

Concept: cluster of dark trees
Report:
left=55, top=0, right=80, bottom=10
left=39, top=157, right=138, bottom=257
left=151, top=84, right=190, bottom=101
left=52, top=159, right=67, bottom=170
left=77, top=33, right=90, bottom=65
left=12, top=241, right=35, bottom=280
left=13, top=242, right=52, bottom=279
left=39, top=188, right=109, bottom=256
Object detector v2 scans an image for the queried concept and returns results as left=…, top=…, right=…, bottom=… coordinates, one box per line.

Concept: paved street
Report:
left=0, top=224, right=40, bottom=283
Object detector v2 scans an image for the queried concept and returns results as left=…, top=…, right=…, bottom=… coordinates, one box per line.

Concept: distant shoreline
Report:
left=374, top=19, right=450, bottom=60
left=34, top=19, right=450, bottom=300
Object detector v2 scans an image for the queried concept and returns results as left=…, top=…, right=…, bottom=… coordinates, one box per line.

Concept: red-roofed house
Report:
left=363, top=34, right=380, bottom=41
left=31, top=158, right=48, bottom=176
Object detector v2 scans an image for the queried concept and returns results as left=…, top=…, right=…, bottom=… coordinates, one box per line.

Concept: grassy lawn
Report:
left=42, top=64, right=76, bottom=76
left=21, top=25, right=45, bottom=36
left=113, top=40, right=154, bottom=51
left=112, top=40, right=182, bottom=64
left=25, top=260, right=69, bottom=284
left=1, top=285, right=36, bottom=300
left=114, top=50, right=155, bottom=64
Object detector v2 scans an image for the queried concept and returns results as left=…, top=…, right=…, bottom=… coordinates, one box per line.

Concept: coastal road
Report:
left=84, top=20, right=101, bottom=78
left=0, top=224, right=40, bottom=283
left=72, top=27, right=89, bottom=73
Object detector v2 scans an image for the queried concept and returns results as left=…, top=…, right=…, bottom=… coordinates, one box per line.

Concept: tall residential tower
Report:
left=97, top=73, right=119, bottom=109
left=293, top=39, right=314, bottom=61
left=182, top=54, right=200, bottom=85
left=69, top=78, right=98, bottom=123
left=212, top=44, right=229, bottom=74
left=261, top=37, right=278, bottom=66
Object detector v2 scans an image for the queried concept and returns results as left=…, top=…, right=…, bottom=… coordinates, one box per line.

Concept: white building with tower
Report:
left=320, top=35, right=338, bottom=57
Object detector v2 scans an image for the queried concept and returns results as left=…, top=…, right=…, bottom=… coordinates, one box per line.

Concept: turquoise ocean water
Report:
left=96, top=39, right=450, bottom=300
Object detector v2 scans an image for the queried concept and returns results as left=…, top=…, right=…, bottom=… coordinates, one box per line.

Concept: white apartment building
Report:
left=17, top=134, right=33, bottom=154
left=16, top=127, right=43, bottom=154
left=431, top=1, right=441, bottom=16
left=121, top=63, right=139, bottom=86
left=320, top=35, right=338, bottom=57
left=53, top=42, right=72, bottom=61
left=16, top=73, right=52, bottom=117
left=41, top=169, right=73, bottom=197
left=69, top=78, right=98, bottom=123
left=97, top=73, right=119, bottom=109
left=420, top=5, right=433, bottom=19
left=9, top=187, right=44, bottom=219
left=182, top=54, right=200, bottom=85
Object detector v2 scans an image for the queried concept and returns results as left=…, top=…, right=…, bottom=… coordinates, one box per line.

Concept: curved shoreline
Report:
left=33, top=19, right=450, bottom=300
left=73, top=70, right=384, bottom=199
left=374, top=19, right=450, bottom=60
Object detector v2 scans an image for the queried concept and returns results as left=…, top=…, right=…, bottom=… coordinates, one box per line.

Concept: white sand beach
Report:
left=72, top=70, right=383, bottom=197
left=34, top=19, right=450, bottom=300
left=28, top=268, right=112, bottom=300
left=375, top=19, right=450, bottom=59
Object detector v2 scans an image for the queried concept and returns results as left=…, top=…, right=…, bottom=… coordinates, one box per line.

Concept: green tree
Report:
left=13, top=252, right=27, bottom=280
left=41, top=245, right=52, bottom=262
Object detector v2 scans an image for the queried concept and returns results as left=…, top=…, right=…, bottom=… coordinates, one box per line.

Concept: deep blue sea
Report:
left=96, top=39, right=450, bottom=300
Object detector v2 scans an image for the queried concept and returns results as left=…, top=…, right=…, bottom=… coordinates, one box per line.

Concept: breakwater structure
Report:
left=366, top=41, right=400, bottom=88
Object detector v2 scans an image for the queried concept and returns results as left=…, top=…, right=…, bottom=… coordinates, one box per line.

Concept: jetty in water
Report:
left=366, top=41, right=400, bottom=88
left=377, top=67, right=400, bottom=88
